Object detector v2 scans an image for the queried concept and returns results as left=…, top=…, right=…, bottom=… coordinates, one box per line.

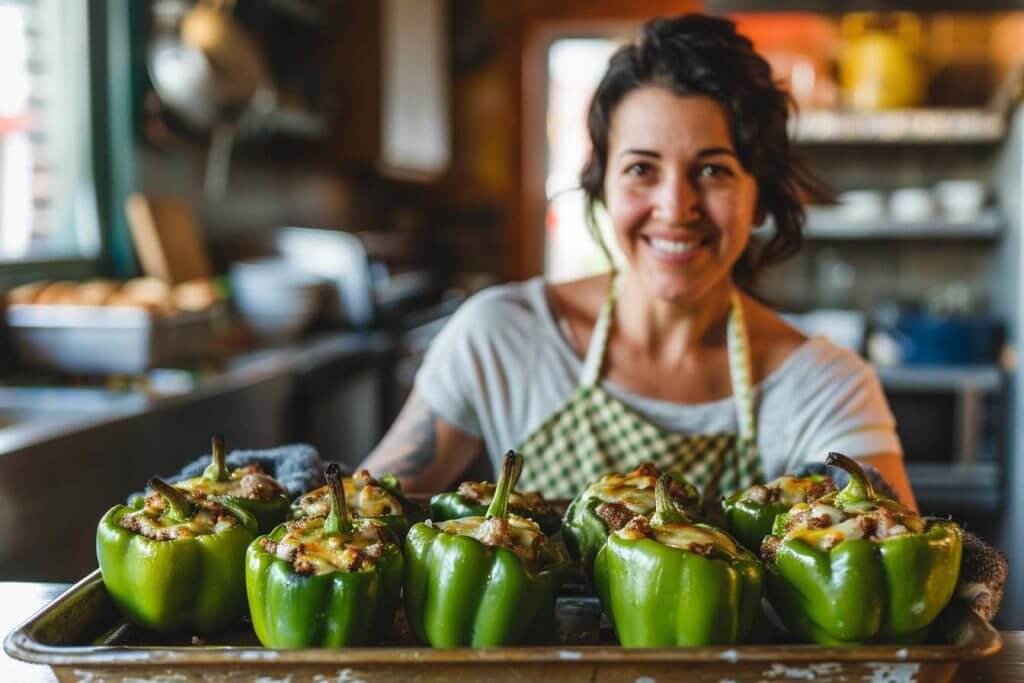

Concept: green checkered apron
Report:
left=517, top=280, right=764, bottom=500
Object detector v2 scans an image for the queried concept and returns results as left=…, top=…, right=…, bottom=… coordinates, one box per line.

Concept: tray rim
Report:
left=4, top=569, right=1003, bottom=667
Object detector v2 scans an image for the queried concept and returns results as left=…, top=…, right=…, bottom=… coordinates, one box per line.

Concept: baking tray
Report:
left=5, top=569, right=1002, bottom=683
left=6, top=304, right=222, bottom=374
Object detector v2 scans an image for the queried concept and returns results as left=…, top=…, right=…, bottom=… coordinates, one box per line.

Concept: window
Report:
left=544, top=38, right=623, bottom=283
left=0, top=0, right=100, bottom=263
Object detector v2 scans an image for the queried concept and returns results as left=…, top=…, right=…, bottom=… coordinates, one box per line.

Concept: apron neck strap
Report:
left=727, top=289, right=757, bottom=444
left=580, top=275, right=618, bottom=387
left=580, top=280, right=758, bottom=442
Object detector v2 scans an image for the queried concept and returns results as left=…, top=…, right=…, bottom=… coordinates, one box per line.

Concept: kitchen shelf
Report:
left=791, top=108, right=1005, bottom=144
left=804, top=209, right=1003, bottom=241
left=906, top=461, right=1003, bottom=513
left=707, top=0, right=1024, bottom=11
left=877, top=365, right=1003, bottom=392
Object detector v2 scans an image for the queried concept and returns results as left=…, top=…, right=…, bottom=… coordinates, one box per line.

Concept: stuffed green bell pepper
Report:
left=762, top=452, right=962, bottom=645
left=430, top=480, right=561, bottom=534
left=723, top=475, right=838, bottom=553
left=290, top=468, right=427, bottom=540
left=594, top=473, right=763, bottom=647
left=246, top=463, right=404, bottom=648
left=97, top=477, right=257, bottom=634
left=404, top=451, right=569, bottom=647
left=176, top=435, right=290, bottom=534
left=562, top=462, right=702, bottom=579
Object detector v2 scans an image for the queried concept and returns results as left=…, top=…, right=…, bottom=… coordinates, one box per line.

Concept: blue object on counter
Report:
left=897, top=314, right=1002, bottom=365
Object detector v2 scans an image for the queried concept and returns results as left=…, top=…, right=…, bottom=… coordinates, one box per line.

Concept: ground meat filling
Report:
left=436, top=514, right=561, bottom=572
left=260, top=516, right=391, bottom=576
left=595, top=502, right=635, bottom=531
left=586, top=462, right=698, bottom=519
left=295, top=471, right=403, bottom=519
left=118, top=489, right=240, bottom=541
left=613, top=515, right=738, bottom=559
left=777, top=499, right=926, bottom=552
left=761, top=534, right=782, bottom=563
left=455, top=481, right=554, bottom=515
left=183, top=462, right=286, bottom=502
left=741, top=476, right=838, bottom=507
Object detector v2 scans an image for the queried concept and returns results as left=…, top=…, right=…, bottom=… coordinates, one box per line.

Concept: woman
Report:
left=361, top=14, right=915, bottom=507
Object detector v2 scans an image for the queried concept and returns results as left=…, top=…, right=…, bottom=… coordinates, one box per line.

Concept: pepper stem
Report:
left=149, top=477, right=193, bottom=522
left=323, top=463, right=352, bottom=536
left=826, top=452, right=876, bottom=508
left=486, top=450, right=522, bottom=520
left=202, top=434, right=230, bottom=482
left=651, top=473, right=690, bottom=526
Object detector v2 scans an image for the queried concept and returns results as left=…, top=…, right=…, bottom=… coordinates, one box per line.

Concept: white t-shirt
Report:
left=415, top=277, right=902, bottom=478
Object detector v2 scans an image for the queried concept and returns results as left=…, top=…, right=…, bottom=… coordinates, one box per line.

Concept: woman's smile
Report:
left=641, top=231, right=716, bottom=266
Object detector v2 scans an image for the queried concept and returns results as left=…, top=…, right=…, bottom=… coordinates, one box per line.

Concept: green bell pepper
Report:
left=562, top=462, right=702, bottom=580
left=723, top=475, right=837, bottom=553
left=246, top=463, right=404, bottom=648
left=763, top=452, right=963, bottom=645
left=289, top=469, right=427, bottom=540
left=594, top=473, right=763, bottom=647
left=430, top=481, right=561, bottom=534
left=404, top=451, right=569, bottom=647
left=177, top=435, right=290, bottom=534
left=97, top=477, right=257, bottom=634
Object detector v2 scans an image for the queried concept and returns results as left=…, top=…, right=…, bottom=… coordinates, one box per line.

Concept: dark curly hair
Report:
left=580, top=14, right=829, bottom=291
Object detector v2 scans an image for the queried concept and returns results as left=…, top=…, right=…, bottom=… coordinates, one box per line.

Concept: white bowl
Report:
left=230, top=261, right=324, bottom=343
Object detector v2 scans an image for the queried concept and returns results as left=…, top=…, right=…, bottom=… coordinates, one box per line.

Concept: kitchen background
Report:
left=1, top=0, right=1023, bottom=629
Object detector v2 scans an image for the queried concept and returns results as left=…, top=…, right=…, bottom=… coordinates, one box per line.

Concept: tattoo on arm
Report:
left=366, top=392, right=438, bottom=478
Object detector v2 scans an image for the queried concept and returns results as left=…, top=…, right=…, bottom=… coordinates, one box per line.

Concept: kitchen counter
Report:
left=1, top=582, right=1021, bottom=682
left=0, top=329, right=395, bottom=457
left=0, top=329, right=398, bottom=581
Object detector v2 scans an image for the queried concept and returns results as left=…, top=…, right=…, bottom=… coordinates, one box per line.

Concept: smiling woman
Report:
left=360, top=14, right=914, bottom=509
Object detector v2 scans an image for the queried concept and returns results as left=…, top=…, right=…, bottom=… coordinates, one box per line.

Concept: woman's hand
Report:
left=359, top=390, right=483, bottom=493
left=857, top=452, right=918, bottom=512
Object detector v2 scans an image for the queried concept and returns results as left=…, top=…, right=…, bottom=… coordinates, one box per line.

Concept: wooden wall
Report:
left=443, top=1, right=703, bottom=281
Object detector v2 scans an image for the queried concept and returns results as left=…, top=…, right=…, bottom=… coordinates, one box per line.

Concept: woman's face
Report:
left=603, top=87, right=759, bottom=304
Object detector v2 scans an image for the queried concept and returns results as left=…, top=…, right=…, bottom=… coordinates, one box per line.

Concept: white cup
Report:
left=933, top=180, right=985, bottom=222
left=889, top=187, right=935, bottom=222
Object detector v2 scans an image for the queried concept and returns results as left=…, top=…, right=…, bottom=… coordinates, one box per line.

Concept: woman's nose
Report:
left=652, top=175, right=700, bottom=224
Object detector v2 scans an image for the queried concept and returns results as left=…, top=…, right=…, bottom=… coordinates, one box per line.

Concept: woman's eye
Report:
left=698, top=164, right=733, bottom=179
left=625, top=163, right=652, bottom=177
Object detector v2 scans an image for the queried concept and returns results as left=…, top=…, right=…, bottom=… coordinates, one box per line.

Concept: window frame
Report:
left=0, top=0, right=138, bottom=288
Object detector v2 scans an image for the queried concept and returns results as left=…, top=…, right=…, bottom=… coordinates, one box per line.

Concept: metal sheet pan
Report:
left=4, top=569, right=1002, bottom=683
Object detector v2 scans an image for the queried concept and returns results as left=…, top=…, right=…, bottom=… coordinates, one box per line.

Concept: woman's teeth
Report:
left=649, top=237, right=700, bottom=255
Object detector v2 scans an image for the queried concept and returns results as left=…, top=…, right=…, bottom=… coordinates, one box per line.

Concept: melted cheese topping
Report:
left=118, top=490, right=240, bottom=541
left=295, top=478, right=403, bottom=519
left=738, top=476, right=837, bottom=507
left=614, top=516, right=743, bottom=559
left=265, top=516, right=390, bottom=576
left=781, top=497, right=926, bottom=551
left=436, top=514, right=560, bottom=570
left=180, top=464, right=285, bottom=502
left=456, top=481, right=552, bottom=513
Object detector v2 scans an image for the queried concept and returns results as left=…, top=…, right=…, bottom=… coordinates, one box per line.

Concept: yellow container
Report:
left=840, top=12, right=926, bottom=110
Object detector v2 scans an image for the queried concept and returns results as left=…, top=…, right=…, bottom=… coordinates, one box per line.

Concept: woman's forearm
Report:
left=857, top=452, right=918, bottom=512
left=359, top=390, right=483, bottom=493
